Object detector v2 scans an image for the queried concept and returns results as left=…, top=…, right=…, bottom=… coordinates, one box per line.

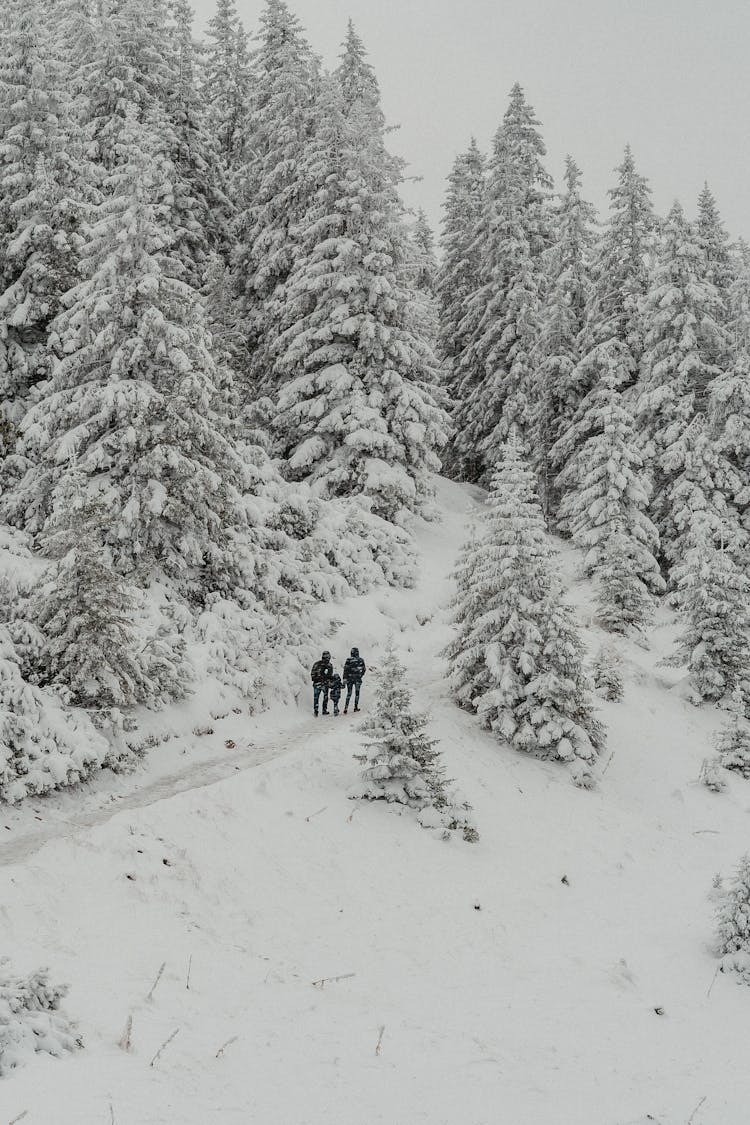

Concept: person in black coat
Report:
left=311, top=650, right=334, bottom=716
left=343, top=647, right=366, bottom=713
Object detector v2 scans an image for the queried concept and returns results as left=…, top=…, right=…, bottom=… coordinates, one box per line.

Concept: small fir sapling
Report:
left=354, top=643, right=478, bottom=842
left=715, top=854, right=750, bottom=984
left=714, top=687, right=750, bottom=778
left=0, top=965, right=81, bottom=1076
left=591, top=644, right=624, bottom=702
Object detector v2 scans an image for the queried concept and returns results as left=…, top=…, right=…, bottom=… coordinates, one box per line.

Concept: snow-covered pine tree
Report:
left=533, top=156, right=597, bottom=517
left=667, top=516, right=750, bottom=707
left=0, top=0, right=84, bottom=433
left=270, top=67, right=447, bottom=522
left=0, top=622, right=109, bottom=803
left=714, top=687, right=750, bottom=778
left=444, top=440, right=604, bottom=781
left=591, top=644, right=624, bottom=702
left=708, top=348, right=750, bottom=535
left=696, top=183, right=733, bottom=339
left=201, top=0, right=250, bottom=174
left=31, top=486, right=190, bottom=710
left=164, top=0, right=232, bottom=288
left=637, top=201, right=730, bottom=558
left=715, top=854, right=750, bottom=983
left=555, top=350, right=664, bottom=631
left=436, top=138, right=486, bottom=420
left=587, top=145, right=655, bottom=367
left=354, top=642, right=477, bottom=841
left=0, top=967, right=81, bottom=1074
left=450, top=85, right=551, bottom=482
left=406, top=209, right=440, bottom=355
left=5, top=114, right=243, bottom=595
left=232, top=0, right=320, bottom=400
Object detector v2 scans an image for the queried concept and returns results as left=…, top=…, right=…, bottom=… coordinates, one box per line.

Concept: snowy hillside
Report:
left=2, top=478, right=748, bottom=1125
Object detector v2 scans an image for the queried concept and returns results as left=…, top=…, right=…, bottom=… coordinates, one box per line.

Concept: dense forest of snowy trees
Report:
left=1, top=0, right=749, bottom=804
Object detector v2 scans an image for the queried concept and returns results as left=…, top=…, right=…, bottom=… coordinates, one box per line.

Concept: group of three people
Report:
left=310, top=647, right=366, bottom=716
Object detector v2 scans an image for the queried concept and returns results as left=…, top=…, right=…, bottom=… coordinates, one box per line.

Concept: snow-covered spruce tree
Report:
left=437, top=138, right=486, bottom=420
left=354, top=643, right=477, bottom=841
left=30, top=486, right=190, bottom=710
left=666, top=517, right=750, bottom=707
left=714, top=687, right=750, bottom=778
left=591, top=644, right=624, bottom=702
left=270, top=67, right=447, bottom=522
left=554, top=350, right=663, bottom=632
left=5, top=114, right=242, bottom=595
left=232, top=0, right=320, bottom=400
left=533, top=156, right=598, bottom=518
left=637, top=202, right=730, bottom=557
left=164, top=0, right=232, bottom=288
left=715, top=854, right=750, bottom=984
left=405, top=208, right=440, bottom=355
left=0, top=0, right=84, bottom=431
left=201, top=0, right=250, bottom=174
left=444, top=441, right=604, bottom=782
left=696, top=183, right=733, bottom=337
left=709, top=348, right=750, bottom=534
left=0, top=967, right=81, bottom=1075
left=450, top=85, right=551, bottom=482
left=0, top=622, right=109, bottom=803
left=586, top=145, right=655, bottom=366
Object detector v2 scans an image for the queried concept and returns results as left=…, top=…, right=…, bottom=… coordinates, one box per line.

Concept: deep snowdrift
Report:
left=1, top=477, right=748, bottom=1125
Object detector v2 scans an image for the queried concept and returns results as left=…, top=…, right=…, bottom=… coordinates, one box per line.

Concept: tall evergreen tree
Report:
left=444, top=441, right=604, bottom=780
left=637, top=201, right=730, bottom=557
left=0, top=0, right=84, bottom=432
left=555, top=353, right=664, bottom=631
left=201, top=0, right=250, bottom=173
left=5, top=116, right=242, bottom=593
left=696, top=183, right=733, bottom=327
left=450, top=85, right=551, bottom=482
left=269, top=69, right=446, bottom=521
left=436, top=138, right=485, bottom=401
left=232, top=0, right=320, bottom=399
left=533, top=155, right=597, bottom=516
left=667, top=516, right=750, bottom=707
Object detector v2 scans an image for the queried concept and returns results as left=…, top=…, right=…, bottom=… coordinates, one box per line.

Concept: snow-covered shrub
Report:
left=0, top=624, right=110, bottom=804
left=715, top=855, right=750, bottom=984
left=714, top=688, right=750, bottom=778
left=0, top=965, right=80, bottom=1076
left=354, top=644, right=478, bottom=842
left=700, top=756, right=728, bottom=793
left=591, top=644, right=624, bottom=702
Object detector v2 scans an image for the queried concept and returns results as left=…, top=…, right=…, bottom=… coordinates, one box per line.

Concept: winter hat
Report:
left=351, top=647, right=359, bottom=657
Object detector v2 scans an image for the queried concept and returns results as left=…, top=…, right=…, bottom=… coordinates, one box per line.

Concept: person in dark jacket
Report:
left=311, top=651, right=334, bottom=716
left=329, top=672, right=343, bottom=717
left=343, top=647, right=366, bottom=713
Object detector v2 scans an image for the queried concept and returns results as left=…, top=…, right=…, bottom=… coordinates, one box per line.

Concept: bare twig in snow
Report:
left=149, top=1028, right=180, bottom=1068
left=118, top=1013, right=133, bottom=1052
left=146, top=962, right=166, bottom=1002
left=602, top=752, right=616, bottom=777
left=109, top=1103, right=116, bottom=1124
left=687, top=1096, right=707, bottom=1124
left=706, top=966, right=721, bottom=998
left=311, top=972, right=355, bottom=989
left=305, top=806, right=327, bottom=822
left=375, top=1025, right=385, bottom=1056
left=692, top=829, right=720, bottom=835
left=215, top=1035, right=239, bottom=1059
left=186, top=954, right=193, bottom=991
left=9, top=1111, right=29, bottom=1124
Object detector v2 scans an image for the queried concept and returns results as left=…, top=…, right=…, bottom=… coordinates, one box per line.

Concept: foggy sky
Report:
left=191, top=0, right=750, bottom=241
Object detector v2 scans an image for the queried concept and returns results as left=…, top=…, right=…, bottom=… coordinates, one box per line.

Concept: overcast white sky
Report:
left=192, top=0, right=750, bottom=240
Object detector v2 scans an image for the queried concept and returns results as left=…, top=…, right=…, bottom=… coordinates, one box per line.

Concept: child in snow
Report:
left=330, top=672, right=343, bottom=716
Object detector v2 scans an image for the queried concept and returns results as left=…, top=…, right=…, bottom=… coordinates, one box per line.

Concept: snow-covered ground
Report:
left=2, top=478, right=749, bottom=1125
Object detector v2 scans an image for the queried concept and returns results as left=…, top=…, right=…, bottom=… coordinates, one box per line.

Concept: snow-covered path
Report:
left=3, top=478, right=750, bottom=1125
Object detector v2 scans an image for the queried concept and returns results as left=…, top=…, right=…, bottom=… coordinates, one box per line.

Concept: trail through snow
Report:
left=2, top=477, right=750, bottom=1125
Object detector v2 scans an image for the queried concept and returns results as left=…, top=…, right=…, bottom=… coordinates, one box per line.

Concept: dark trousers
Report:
left=313, top=683, right=329, bottom=713
left=330, top=692, right=341, bottom=715
left=344, top=680, right=361, bottom=709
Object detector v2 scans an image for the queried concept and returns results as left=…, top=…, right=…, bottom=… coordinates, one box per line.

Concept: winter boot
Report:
left=353, top=706, right=360, bottom=713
